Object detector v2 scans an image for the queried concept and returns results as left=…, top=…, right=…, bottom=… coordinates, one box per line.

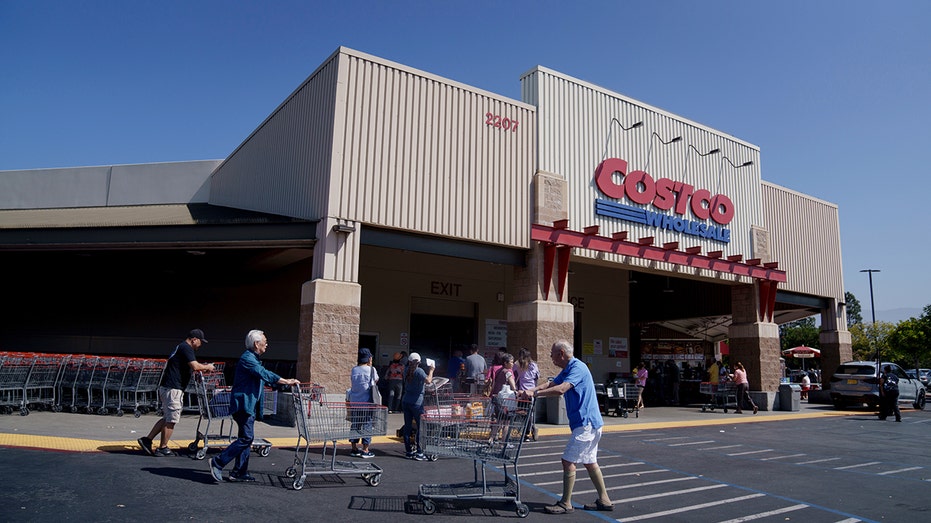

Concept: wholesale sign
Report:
left=594, top=158, right=734, bottom=243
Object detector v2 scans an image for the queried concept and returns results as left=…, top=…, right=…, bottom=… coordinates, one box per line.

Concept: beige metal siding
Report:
left=209, top=52, right=340, bottom=220
left=523, top=67, right=763, bottom=278
left=762, top=182, right=844, bottom=300
left=331, top=50, right=536, bottom=248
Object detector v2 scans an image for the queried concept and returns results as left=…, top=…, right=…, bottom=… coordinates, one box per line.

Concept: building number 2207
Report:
left=485, top=112, right=519, bottom=132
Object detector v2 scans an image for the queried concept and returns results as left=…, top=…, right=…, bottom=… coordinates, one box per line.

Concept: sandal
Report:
left=583, top=499, right=614, bottom=511
left=544, top=501, right=574, bottom=514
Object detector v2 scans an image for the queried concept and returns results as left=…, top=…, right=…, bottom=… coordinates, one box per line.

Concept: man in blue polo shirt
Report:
left=522, top=340, right=613, bottom=514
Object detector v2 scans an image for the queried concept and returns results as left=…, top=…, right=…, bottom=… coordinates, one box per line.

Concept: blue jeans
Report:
left=349, top=407, right=373, bottom=447
left=214, top=410, right=254, bottom=475
left=401, top=402, right=423, bottom=454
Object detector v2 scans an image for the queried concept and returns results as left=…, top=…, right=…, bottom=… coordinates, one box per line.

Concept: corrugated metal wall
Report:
left=762, top=182, right=844, bottom=301
left=522, top=67, right=763, bottom=278
left=330, top=49, right=536, bottom=248
left=209, top=51, right=340, bottom=220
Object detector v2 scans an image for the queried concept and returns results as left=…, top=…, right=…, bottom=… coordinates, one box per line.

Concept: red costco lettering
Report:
left=594, top=158, right=735, bottom=226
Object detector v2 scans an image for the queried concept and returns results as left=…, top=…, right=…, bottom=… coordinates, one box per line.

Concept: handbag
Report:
left=370, top=366, right=382, bottom=405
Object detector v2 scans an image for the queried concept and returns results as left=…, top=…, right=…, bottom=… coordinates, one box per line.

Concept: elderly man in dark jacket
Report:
left=209, top=329, right=300, bottom=482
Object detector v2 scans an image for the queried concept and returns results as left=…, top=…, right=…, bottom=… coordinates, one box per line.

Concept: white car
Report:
left=829, top=361, right=926, bottom=410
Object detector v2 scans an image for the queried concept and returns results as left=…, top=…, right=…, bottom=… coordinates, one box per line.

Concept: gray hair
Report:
left=245, top=329, right=265, bottom=350
left=552, top=340, right=574, bottom=357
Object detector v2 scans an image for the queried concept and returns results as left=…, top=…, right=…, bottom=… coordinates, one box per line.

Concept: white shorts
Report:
left=159, top=386, right=183, bottom=424
left=562, top=424, right=602, bottom=464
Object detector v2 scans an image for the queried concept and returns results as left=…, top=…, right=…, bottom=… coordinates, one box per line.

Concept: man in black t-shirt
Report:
left=878, top=365, right=901, bottom=422
left=138, top=329, right=215, bottom=456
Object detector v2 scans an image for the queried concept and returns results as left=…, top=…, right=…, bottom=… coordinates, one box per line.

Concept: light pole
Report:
left=860, top=269, right=880, bottom=368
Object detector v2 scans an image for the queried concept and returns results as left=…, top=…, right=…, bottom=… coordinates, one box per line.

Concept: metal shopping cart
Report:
left=700, top=381, right=738, bottom=412
left=0, top=353, right=34, bottom=415
left=23, top=353, right=67, bottom=414
left=604, top=382, right=641, bottom=418
left=186, top=369, right=274, bottom=459
left=118, top=358, right=166, bottom=417
left=418, top=378, right=491, bottom=459
left=417, top=387, right=536, bottom=518
left=286, top=383, right=386, bottom=490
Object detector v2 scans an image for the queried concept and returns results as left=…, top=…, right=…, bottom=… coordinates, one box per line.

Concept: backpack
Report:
left=882, top=373, right=899, bottom=392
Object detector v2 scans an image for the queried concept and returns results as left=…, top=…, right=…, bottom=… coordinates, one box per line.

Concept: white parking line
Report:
left=643, top=436, right=692, bottom=441
left=877, top=466, right=922, bottom=475
left=796, top=457, right=840, bottom=465
left=518, top=461, right=644, bottom=477
left=535, top=468, right=664, bottom=486
left=726, top=449, right=774, bottom=456
left=622, top=483, right=727, bottom=502
left=833, top=461, right=881, bottom=470
left=620, top=493, right=765, bottom=521
left=669, top=440, right=717, bottom=446
left=574, top=475, right=696, bottom=495
left=699, top=444, right=743, bottom=451
left=833, top=518, right=862, bottom=522
left=715, top=503, right=808, bottom=522
left=760, top=453, right=806, bottom=461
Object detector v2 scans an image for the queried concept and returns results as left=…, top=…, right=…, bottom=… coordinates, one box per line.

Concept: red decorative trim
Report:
left=531, top=223, right=787, bottom=283
left=543, top=244, right=556, bottom=299
left=583, top=225, right=600, bottom=235
left=663, top=242, right=679, bottom=250
left=612, top=231, right=628, bottom=241
left=638, top=236, right=655, bottom=246
left=685, top=246, right=702, bottom=255
left=557, top=246, right=571, bottom=301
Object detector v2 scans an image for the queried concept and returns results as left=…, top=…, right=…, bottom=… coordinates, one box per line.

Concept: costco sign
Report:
left=594, top=158, right=733, bottom=243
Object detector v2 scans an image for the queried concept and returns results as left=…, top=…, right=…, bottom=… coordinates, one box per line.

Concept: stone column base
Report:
left=296, top=279, right=361, bottom=394
left=507, top=300, right=574, bottom=379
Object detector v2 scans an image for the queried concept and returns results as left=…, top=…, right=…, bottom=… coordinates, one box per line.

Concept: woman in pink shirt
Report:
left=635, top=363, right=648, bottom=409
left=731, top=362, right=758, bottom=414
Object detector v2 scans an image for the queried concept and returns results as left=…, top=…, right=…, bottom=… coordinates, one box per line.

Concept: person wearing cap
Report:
left=347, top=348, right=379, bottom=458
left=401, top=352, right=434, bottom=461
left=138, top=329, right=215, bottom=457
left=209, top=330, right=300, bottom=482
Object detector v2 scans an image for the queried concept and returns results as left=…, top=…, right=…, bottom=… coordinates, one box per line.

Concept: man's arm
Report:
left=188, top=360, right=215, bottom=372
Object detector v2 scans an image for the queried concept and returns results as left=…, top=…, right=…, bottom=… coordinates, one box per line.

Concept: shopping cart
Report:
left=186, top=369, right=273, bottom=459
left=286, top=383, right=386, bottom=490
left=85, top=357, right=116, bottom=415
left=100, top=357, right=131, bottom=415
left=417, top=388, right=536, bottom=518
left=118, top=358, right=166, bottom=417
left=700, top=381, right=738, bottom=412
left=418, top=378, right=491, bottom=459
left=0, top=353, right=34, bottom=415
left=605, top=382, right=641, bottom=418
left=23, top=353, right=67, bottom=414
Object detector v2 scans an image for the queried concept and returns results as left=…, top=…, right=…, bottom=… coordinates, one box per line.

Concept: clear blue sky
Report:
left=2, top=1, right=929, bottom=320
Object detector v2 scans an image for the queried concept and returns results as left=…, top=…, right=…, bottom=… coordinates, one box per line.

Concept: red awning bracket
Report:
left=531, top=222, right=786, bottom=283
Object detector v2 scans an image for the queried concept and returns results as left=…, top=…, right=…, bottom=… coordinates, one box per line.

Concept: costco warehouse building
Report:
left=0, top=47, right=851, bottom=407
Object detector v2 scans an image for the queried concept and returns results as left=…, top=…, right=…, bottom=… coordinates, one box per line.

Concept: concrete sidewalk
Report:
left=0, top=401, right=851, bottom=453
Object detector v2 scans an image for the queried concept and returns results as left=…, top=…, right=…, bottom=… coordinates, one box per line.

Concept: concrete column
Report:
left=508, top=299, right=574, bottom=380
left=728, top=283, right=781, bottom=393
left=295, top=279, right=361, bottom=394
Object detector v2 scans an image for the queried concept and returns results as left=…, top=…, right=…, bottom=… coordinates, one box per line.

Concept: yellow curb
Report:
left=0, top=410, right=856, bottom=453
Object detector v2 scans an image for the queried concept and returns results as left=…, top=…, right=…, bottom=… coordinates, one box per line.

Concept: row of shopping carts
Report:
left=0, top=351, right=166, bottom=417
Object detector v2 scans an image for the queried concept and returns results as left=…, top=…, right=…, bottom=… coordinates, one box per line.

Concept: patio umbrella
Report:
left=782, top=346, right=820, bottom=370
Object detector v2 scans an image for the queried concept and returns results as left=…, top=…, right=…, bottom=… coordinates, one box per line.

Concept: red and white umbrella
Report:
left=782, top=346, right=821, bottom=359
left=783, top=346, right=820, bottom=370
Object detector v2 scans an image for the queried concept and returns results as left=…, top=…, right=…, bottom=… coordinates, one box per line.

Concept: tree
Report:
left=849, top=320, right=896, bottom=362
left=779, top=317, right=819, bottom=353
left=845, top=291, right=862, bottom=326
left=887, top=317, right=930, bottom=369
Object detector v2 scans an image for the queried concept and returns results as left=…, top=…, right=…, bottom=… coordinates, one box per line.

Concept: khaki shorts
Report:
left=159, top=386, right=183, bottom=424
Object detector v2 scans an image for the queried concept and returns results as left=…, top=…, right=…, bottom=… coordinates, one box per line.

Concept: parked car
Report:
left=909, top=368, right=930, bottom=389
left=829, top=361, right=926, bottom=410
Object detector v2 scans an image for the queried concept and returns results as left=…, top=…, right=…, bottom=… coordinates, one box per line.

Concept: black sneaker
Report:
left=137, top=437, right=154, bottom=456
left=410, top=452, right=428, bottom=461
left=153, top=447, right=173, bottom=457
left=228, top=473, right=256, bottom=482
